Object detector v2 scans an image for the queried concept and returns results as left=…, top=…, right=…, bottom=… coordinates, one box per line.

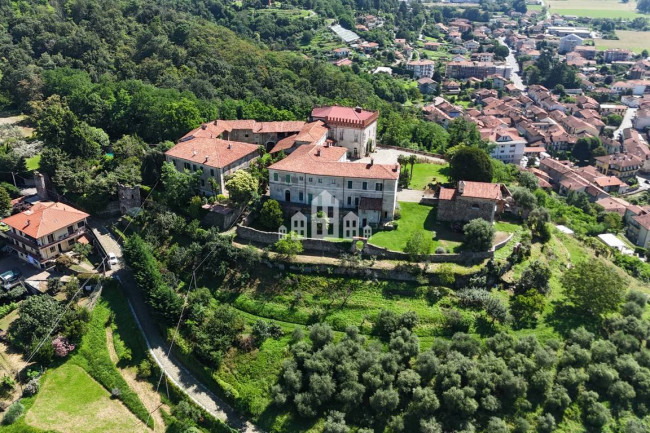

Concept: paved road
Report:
left=91, top=222, right=261, bottom=433
left=614, top=107, right=638, bottom=139
left=498, top=37, right=525, bottom=91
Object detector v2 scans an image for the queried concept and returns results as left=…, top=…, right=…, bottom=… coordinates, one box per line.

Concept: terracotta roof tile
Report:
left=165, top=138, right=259, bottom=169
left=269, top=145, right=399, bottom=180
left=2, top=202, right=89, bottom=239
left=311, top=106, right=379, bottom=128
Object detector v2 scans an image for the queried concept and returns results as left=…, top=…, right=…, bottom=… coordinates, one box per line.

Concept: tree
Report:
left=225, top=170, right=258, bottom=206
left=515, top=261, right=551, bottom=295
left=510, top=290, right=546, bottom=327
left=161, top=162, right=201, bottom=209
left=404, top=230, right=433, bottom=261
left=323, top=411, right=350, bottom=433
left=0, top=186, right=11, bottom=217
left=512, top=187, right=537, bottom=213
left=447, top=117, right=482, bottom=148
left=518, top=172, right=539, bottom=191
left=8, top=295, right=64, bottom=355
left=259, top=199, right=284, bottom=231
left=561, top=260, right=626, bottom=318
left=72, top=242, right=92, bottom=263
left=274, top=233, right=303, bottom=260
left=449, top=147, right=493, bottom=182
left=462, top=219, right=494, bottom=252
left=408, top=155, right=417, bottom=181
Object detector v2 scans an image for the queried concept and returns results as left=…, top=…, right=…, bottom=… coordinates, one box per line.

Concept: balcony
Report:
left=37, top=226, right=87, bottom=248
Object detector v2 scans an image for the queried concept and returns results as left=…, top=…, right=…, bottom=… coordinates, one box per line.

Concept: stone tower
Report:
left=118, top=184, right=142, bottom=215
left=34, top=171, right=49, bottom=200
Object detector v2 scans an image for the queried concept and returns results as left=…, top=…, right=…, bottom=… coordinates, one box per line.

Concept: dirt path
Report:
left=106, top=328, right=168, bottom=433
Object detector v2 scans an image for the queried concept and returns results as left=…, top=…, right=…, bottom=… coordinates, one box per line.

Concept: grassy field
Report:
left=547, top=0, right=646, bottom=18
left=25, top=364, right=148, bottom=433
left=595, top=30, right=650, bottom=53
left=369, top=202, right=463, bottom=252
left=408, top=163, right=450, bottom=190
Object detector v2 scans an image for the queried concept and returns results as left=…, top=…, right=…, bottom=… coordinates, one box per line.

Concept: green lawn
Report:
left=25, top=364, right=148, bottom=433
left=25, top=154, right=41, bottom=171
left=369, top=202, right=463, bottom=252
left=408, top=163, right=450, bottom=190
left=548, top=0, right=646, bottom=18
left=595, top=30, right=650, bottom=53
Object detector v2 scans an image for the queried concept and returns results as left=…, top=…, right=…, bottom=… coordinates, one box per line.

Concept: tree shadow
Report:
left=545, top=300, right=600, bottom=337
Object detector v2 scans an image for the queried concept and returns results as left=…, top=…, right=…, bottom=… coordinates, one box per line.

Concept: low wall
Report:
left=363, top=242, right=493, bottom=264
left=493, top=233, right=514, bottom=251
left=236, top=225, right=351, bottom=254
left=236, top=225, right=280, bottom=245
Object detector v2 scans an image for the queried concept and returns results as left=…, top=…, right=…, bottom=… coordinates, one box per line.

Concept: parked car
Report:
left=107, top=252, right=118, bottom=267
left=0, top=269, right=22, bottom=289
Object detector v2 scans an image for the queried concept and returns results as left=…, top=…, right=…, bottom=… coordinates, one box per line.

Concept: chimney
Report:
left=227, top=142, right=232, bottom=149
left=370, top=158, right=374, bottom=166
left=458, top=180, right=465, bottom=194
left=393, top=164, right=399, bottom=172
left=316, top=148, right=321, bottom=156
left=204, top=156, right=209, bottom=163
left=355, top=106, right=362, bottom=113
left=201, top=124, right=207, bottom=130
left=25, top=219, right=30, bottom=227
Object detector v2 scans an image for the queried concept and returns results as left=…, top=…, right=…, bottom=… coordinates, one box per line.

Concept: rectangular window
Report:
left=50, top=246, right=55, bottom=252
left=294, top=220, right=298, bottom=228
left=210, top=169, right=215, bottom=176
left=273, top=173, right=278, bottom=181
left=309, top=177, right=313, bottom=183
left=67, top=226, right=74, bottom=235
left=375, top=183, right=383, bottom=191
left=346, top=221, right=350, bottom=228
left=346, top=230, right=350, bottom=237
left=193, top=164, right=197, bottom=172
left=285, top=175, right=290, bottom=183
left=355, top=197, right=360, bottom=206
left=308, top=194, right=313, bottom=203
left=184, top=162, right=190, bottom=170
left=347, top=181, right=352, bottom=189
left=347, top=197, right=352, bottom=205
left=201, top=179, right=205, bottom=186
left=299, top=176, right=303, bottom=181
left=68, top=239, right=74, bottom=246
left=353, top=220, right=357, bottom=228
left=300, top=220, right=304, bottom=227
left=362, top=182, right=368, bottom=190
left=299, top=192, right=304, bottom=202
left=331, top=179, right=336, bottom=184
left=318, top=178, right=322, bottom=184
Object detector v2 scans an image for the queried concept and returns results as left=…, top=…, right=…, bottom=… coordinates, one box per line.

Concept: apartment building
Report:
left=603, top=49, right=632, bottom=63
left=268, top=145, right=399, bottom=224
left=1, top=202, right=90, bottom=268
left=445, top=61, right=512, bottom=80
left=406, top=59, right=435, bottom=79
left=310, top=106, right=379, bottom=159
left=480, top=127, right=527, bottom=164
left=595, top=153, right=643, bottom=180
left=558, top=34, right=583, bottom=54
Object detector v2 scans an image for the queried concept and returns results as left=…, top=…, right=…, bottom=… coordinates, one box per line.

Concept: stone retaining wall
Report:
left=362, top=242, right=493, bottom=264
left=236, top=225, right=351, bottom=254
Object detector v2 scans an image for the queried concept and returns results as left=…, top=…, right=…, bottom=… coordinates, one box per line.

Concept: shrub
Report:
left=462, top=219, right=494, bottom=252
left=137, top=359, right=152, bottom=379
left=22, top=378, right=40, bottom=397
left=434, top=246, right=445, bottom=254
left=52, top=336, right=75, bottom=357
left=1, top=402, right=24, bottom=425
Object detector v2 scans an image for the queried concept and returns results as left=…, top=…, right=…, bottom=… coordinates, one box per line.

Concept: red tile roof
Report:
left=270, top=134, right=298, bottom=154
left=459, top=181, right=503, bottom=200
left=2, top=202, right=89, bottom=239
left=165, top=138, right=259, bottom=169
left=439, top=187, right=456, bottom=200
left=311, top=106, right=379, bottom=128
left=633, top=212, right=650, bottom=230
left=269, top=145, right=399, bottom=180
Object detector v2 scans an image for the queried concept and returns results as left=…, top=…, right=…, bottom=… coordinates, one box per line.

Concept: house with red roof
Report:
left=437, top=181, right=510, bottom=223
left=310, top=106, right=379, bottom=159
left=268, top=144, right=399, bottom=224
left=1, top=201, right=90, bottom=268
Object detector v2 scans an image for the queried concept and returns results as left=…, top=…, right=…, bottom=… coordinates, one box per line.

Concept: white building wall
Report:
left=327, top=122, right=377, bottom=158
left=490, top=141, right=526, bottom=164
left=268, top=168, right=398, bottom=220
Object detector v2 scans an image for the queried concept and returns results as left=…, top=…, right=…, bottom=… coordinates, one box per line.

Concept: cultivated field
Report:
left=595, top=30, right=650, bottom=53
left=547, top=0, right=646, bottom=18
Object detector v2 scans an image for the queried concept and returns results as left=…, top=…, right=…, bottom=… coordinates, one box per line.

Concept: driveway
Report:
left=0, top=254, right=57, bottom=293
left=498, top=37, right=525, bottom=91
left=397, top=189, right=427, bottom=202
left=613, top=107, right=638, bottom=139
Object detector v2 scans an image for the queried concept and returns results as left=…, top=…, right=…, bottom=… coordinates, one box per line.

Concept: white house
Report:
left=310, top=106, right=379, bottom=159
left=481, top=126, right=527, bottom=165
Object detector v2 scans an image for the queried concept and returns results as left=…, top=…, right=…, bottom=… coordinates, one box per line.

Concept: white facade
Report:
left=490, top=137, right=526, bottom=164
left=558, top=34, right=583, bottom=54
left=326, top=122, right=377, bottom=159
left=406, top=61, right=435, bottom=79
left=268, top=170, right=398, bottom=223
